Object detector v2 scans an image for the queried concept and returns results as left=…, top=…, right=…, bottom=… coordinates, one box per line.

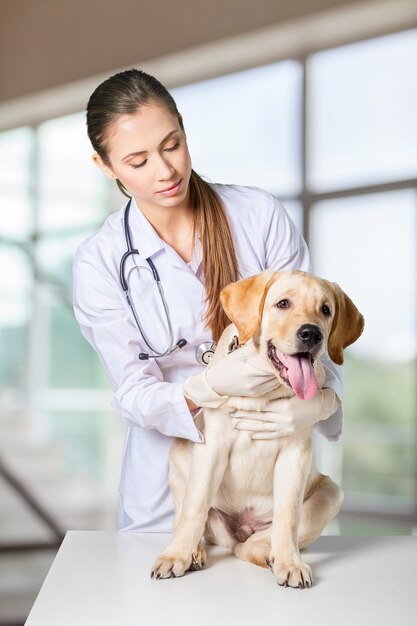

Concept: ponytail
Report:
left=189, top=170, right=239, bottom=342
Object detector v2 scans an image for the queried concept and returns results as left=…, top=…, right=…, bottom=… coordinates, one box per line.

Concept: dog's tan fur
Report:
left=151, top=270, right=364, bottom=587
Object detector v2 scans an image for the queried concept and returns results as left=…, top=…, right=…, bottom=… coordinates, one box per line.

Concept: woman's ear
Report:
left=92, top=153, right=116, bottom=180
left=328, top=283, right=365, bottom=365
left=220, top=270, right=278, bottom=343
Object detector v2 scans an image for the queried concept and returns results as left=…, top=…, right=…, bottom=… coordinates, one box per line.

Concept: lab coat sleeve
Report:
left=263, top=193, right=311, bottom=273
left=263, top=192, right=344, bottom=441
left=72, top=247, right=203, bottom=443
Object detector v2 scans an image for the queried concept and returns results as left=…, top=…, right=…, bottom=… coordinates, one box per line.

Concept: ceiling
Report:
left=0, top=0, right=406, bottom=103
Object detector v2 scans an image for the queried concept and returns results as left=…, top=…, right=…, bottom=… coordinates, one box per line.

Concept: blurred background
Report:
left=0, top=0, right=416, bottom=622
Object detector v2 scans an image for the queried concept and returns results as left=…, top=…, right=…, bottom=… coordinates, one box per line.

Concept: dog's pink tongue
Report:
left=284, top=354, right=318, bottom=400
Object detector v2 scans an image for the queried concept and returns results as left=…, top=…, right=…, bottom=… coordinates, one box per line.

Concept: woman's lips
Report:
left=158, top=179, right=182, bottom=195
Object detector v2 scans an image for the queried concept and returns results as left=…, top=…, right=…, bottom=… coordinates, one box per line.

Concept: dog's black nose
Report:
left=296, top=324, right=323, bottom=348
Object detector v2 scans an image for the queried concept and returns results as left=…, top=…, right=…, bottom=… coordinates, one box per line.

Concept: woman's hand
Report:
left=231, top=388, right=340, bottom=439
left=183, top=343, right=278, bottom=409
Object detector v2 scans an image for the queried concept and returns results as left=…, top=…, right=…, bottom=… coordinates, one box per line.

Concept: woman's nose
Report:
left=155, top=155, right=175, bottom=180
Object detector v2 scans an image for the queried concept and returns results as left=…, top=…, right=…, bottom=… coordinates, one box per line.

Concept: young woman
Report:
left=73, top=69, right=343, bottom=532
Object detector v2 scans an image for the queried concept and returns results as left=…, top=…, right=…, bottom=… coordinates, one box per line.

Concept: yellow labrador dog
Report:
left=151, top=270, right=364, bottom=587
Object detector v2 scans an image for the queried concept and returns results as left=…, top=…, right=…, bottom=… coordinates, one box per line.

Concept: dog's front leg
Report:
left=151, top=409, right=232, bottom=579
left=268, top=437, right=314, bottom=588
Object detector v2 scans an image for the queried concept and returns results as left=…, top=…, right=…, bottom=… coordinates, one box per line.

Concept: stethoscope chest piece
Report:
left=195, top=341, right=215, bottom=366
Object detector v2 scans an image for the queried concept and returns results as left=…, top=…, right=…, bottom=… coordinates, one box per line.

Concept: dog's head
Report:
left=220, top=270, right=364, bottom=400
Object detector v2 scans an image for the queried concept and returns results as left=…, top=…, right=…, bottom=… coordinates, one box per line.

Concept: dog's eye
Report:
left=322, top=305, right=331, bottom=316
left=277, top=299, right=290, bottom=309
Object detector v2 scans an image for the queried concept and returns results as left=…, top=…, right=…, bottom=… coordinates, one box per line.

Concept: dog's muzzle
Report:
left=267, top=338, right=319, bottom=400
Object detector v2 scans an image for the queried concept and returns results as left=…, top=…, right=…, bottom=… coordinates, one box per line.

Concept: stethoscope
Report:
left=120, top=199, right=215, bottom=365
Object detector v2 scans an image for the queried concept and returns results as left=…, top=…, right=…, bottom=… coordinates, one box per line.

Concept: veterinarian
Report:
left=73, top=69, right=343, bottom=532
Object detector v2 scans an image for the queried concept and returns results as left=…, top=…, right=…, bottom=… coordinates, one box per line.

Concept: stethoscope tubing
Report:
left=120, top=198, right=214, bottom=364
left=121, top=199, right=177, bottom=358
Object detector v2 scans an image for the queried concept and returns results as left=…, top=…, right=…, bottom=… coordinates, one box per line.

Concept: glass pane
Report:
left=38, top=112, right=102, bottom=193
left=0, top=323, right=28, bottom=390
left=38, top=192, right=107, bottom=232
left=0, top=127, right=32, bottom=188
left=0, top=247, right=31, bottom=389
left=0, top=190, right=32, bottom=239
left=36, top=235, right=110, bottom=389
left=310, top=190, right=416, bottom=361
left=308, top=29, right=417, bottom=191
left=37, top=232, right=92, bottom=285
left=310, top=190, right=417, bottom=507
left=48, top=410, right=109, bottom=479
left=0, top=247, right=32, bottom=323
left=48, top=302, right=109, bottom=390
left=38, top=112, right=108, bottom=231
left=173, top=60, right=302, bottom=195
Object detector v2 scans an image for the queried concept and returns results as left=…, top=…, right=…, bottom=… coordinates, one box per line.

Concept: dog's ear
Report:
left=220, top=270, right=278, bottom=343
left=328, top=283, right=365, bottom=365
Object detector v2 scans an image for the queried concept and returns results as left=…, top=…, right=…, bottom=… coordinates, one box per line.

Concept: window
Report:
left=172, top=61, right=304, bottom=235
left=308, top=29, right=417, bottom=191
left=307, top=30, right=417, bottom=531
left=311, top=190, right=417, bottom=515
left=173, top=60, right=302, bottom=195
left=0, top=114, right=112, bottom=483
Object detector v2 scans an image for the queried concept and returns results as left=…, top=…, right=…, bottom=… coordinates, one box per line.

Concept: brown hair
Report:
left=86, top=69, right=239, bottom=341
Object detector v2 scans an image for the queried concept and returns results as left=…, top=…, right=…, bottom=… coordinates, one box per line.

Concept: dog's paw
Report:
left=269, top=555, right=313, bottom=589
left=151, top=545, right=207, bottom=580
left=151, top=555, right=188, bottom=579
left=189, top=543, right=207, bottom=571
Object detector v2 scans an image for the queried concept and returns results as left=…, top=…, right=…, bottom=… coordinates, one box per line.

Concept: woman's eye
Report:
left=131, top=160, right=147, bottom=169
left=130, top=142, right=179, bottom=169
left=165, top=142, right=179, bottom=152
left=277, top=299, right=290, bottom=309
left=322, top=304, right=331, bottom=316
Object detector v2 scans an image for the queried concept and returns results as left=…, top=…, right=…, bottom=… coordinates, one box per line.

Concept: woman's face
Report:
left=94, top=103, right=192, bottom=213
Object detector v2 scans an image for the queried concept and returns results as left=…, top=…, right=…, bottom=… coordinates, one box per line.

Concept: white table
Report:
left=25, top=532, right=416, bottom=626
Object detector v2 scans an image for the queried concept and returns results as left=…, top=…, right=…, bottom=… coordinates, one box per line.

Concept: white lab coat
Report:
left=73, top=182, right=343, bottom=532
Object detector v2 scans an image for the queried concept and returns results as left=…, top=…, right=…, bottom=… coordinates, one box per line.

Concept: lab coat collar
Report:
left=126, top=197, right=165, bottom=260
left=126, top=197, right=203, bottom=272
